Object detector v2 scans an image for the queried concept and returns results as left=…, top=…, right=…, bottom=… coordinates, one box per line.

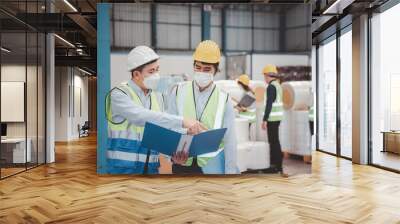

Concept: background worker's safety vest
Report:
left=176, top=81, right=228, bottom=171
left=265, top=80, right=283, bottom=122
left=238, top=109, right=256, bottom=123
left=309, top=105, right=314, bottom=122
left=105, top=83, right=161, bottom=174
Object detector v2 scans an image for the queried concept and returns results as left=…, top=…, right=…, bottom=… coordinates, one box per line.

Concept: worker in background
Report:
left=309, top=93, right=314, bottom=137
left=168, top=40, right=238, bottom=174
left=232, top=74, right=256, bottom=122
left=106, top=45, right=205, bottom=175
left=261, top=65, right=288, bottom=177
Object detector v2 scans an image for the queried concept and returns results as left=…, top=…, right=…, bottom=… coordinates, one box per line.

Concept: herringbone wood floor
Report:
left=1, top=135, right=400, bottom=224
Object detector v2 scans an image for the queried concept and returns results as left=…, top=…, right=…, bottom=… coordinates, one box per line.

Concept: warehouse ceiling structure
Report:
left=1, top=0, right=387, bottom=76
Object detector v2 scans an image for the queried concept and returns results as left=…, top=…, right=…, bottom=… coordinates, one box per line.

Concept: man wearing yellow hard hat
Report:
left=261, top=64, right=287, bottom=176
left=168, top=40, right=238, bottom=174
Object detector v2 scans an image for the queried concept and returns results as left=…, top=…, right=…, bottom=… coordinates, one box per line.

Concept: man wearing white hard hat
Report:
left=106, top=46, right=205, bottom=174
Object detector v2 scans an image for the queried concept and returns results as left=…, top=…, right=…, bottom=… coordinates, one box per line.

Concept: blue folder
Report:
left=141, top=122, right=226, bottom=157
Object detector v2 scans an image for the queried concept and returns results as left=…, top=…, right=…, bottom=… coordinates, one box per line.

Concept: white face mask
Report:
left=143, top=73, right=160, bottom=90
left=194, top=71, right=213, bottom=88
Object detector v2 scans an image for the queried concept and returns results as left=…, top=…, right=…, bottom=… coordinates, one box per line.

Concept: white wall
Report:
left=54, top=67, right=89, bottom=141
left=111, top=52, right=309, bottom=88
left=111, top=52, right=227, bottom=88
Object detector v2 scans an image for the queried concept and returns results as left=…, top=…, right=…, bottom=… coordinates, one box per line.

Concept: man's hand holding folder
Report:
left=141, top=122, right=226, bottom=159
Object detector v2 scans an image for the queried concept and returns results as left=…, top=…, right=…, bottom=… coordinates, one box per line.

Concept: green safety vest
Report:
left=105, top=82, right=162, bottom=173
left=265, top=80, right=283, bottom=122
left=176, top=81, right=228, bottom=167
left=238, top=109, right=256, bottom=123
left=309, top=105, right=314, bottom=122
left=106, top=82, right=162, bottom=136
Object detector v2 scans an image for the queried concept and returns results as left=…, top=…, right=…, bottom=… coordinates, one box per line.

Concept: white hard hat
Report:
left=127, top=46, right=159, bottom=72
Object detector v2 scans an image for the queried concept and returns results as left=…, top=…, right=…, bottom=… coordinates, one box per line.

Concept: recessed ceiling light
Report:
left=63, top=0, right=78, bottom=12
left=1, top=47, right=11, bottom=53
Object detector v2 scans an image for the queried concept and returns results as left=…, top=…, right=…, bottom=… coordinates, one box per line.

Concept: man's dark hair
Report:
left=131, top=59, right=158, bottom=75
left=193, top=60, right=220, bottom=74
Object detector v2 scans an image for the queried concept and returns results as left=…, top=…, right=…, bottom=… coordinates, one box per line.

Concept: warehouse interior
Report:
left=0, top=0, right=400, bottom=223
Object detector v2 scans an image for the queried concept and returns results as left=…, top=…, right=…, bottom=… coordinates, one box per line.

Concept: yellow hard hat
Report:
left=263, top=64, right=278, bottom=75
left=193, top=40, right=221, bottom=64
left=238, top=74, right=250, bottom=86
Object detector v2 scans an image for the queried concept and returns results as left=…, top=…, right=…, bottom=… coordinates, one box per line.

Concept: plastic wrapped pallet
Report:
left=281, top=110, right=311, bottom=156
left=282, top=81, right=312, bottom=110
left=291, top=111, right=311, bottom=155
left=279, top=111, right=292, bottom=151
left=235, top=118, right=250, bottom=144
left=255, top=106, right=268, bottom=141
left=237, top=141, right=270, bottom=172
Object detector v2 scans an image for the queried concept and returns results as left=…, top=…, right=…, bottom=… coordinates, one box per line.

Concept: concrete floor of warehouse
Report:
left=0, top=134, right=400, bottom=223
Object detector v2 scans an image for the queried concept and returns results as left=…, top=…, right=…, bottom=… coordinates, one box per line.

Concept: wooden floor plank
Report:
left=0, top=135, right=399, bottom=223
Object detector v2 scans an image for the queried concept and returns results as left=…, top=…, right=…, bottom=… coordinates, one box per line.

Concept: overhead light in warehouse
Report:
left=54, top=34, right=75, bottom=48
left=63, top=0, right=78, bottom=12
left=1, top=47, right=11, bottom=53
left=78, top=67, right=93, bottom=76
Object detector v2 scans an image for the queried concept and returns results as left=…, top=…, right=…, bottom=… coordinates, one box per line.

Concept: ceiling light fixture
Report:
left=63, top=0, right=78, bottom=12
left=323, top=0, right=354, bottom=15
left=1, top=47, right=11, bottom=53
left=78, top=67, right=93, bottom=76
left=54, top=34, right=75, bottom=48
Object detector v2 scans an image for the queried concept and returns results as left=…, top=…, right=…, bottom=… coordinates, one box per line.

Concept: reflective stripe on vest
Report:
left=105, top=82, right=161, bottom=174
left=176, top=81, right=228, bottom=167
left=238, top=109, right=256, bottom=123
left=266, top=80, right=283, bottom=122
left=309, top=105, right=314, bottom=121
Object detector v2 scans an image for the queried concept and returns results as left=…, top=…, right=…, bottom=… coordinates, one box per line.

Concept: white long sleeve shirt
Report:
left=167, top=82, right=239, bottom=174
left=110, top=80, right=184, bottom=133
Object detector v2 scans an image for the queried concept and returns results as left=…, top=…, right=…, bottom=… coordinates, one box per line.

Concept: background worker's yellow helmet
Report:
left=193, top=40, right=221, bottom=64
left=238, top=74, right=250, bottom=86
left=263, top=64, right=278, bottom=75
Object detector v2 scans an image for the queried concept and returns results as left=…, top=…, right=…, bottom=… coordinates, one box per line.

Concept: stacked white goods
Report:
left=279, top=110, right=292, bottom=151
left=235, top=118, right=250, bottom=144
left=291, top=111, right=311, bottom=155
left=216, top=80, right=271, bottom=171
left=237, top=142, right=270, bottom=172
left=281, top=81, right=312, bottom=110
left=255, top=105, right=268, bottom=141
left=280, top=111, right=311, bottom=156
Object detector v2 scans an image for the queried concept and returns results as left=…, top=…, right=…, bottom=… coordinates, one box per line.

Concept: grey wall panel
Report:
left=157, top=24, right=190, bottom=49
left=191, top=26, right=201, bottom=49
left=157, top=4, right=189, bottom=23
left=286, top=5, right=310, bottom=28
left=226, top=28, right=252, bottom=51
left=211, top=27, right=222, bottom=47
left=113, top=4, right=151, bottom=21
left=286, top=28, right=309, bottom=51
left=226, top=8, right=252, bottom=27
left=253, top=29, right=279, bottom=51
left=253, top=12, right=279, bottom=28
left=191, top=6, right=201, bottom=25
left=211, top=8, right=221, bottom=26
left=114, top=22, right=151, bottom=47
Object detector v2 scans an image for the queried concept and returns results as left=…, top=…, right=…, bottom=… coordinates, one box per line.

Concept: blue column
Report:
left=97, top=3, right=111, bottom=174
left=201, top=5, right=211, bottom=40
left=221, top=6, right=226, bottom=54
